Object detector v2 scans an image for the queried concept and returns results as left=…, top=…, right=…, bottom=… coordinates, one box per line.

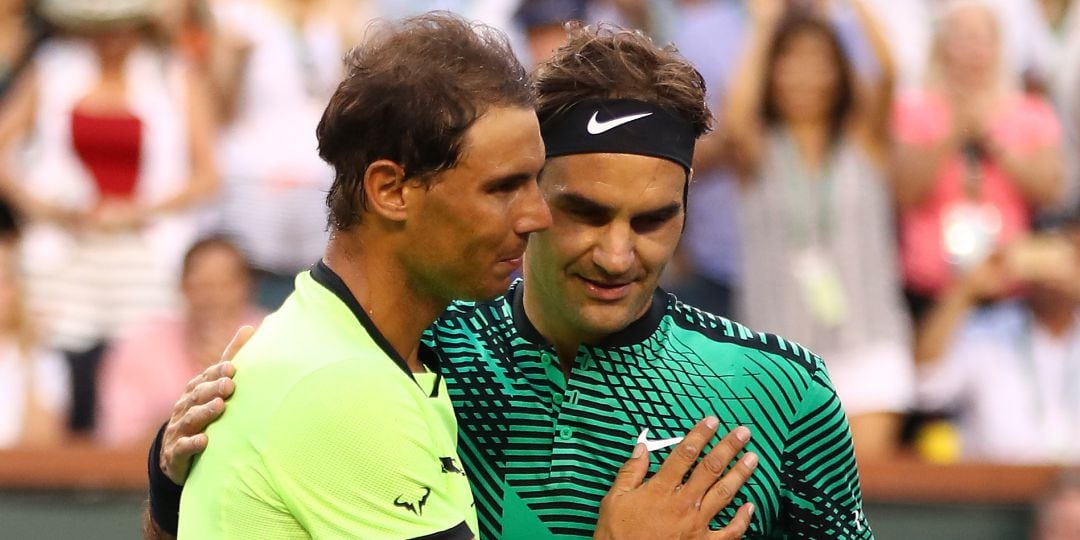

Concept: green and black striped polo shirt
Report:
left=423, top=280, right=873, bottom=539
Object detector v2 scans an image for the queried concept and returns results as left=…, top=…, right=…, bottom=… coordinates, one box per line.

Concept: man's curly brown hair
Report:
left=531, top=23, right=712, bottom=138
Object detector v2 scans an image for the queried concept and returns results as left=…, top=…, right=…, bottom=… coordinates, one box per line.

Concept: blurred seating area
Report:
left=0, top=445, right=1070, bottom=539
left=1, top=0, right=1080, bottom=536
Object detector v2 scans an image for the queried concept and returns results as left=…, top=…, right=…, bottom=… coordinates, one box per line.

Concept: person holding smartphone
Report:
left=914, top=211, right=1080, bottom=463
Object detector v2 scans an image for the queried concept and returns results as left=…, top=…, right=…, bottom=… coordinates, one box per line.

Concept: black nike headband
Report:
left=539, top=99, right=696, bottom=173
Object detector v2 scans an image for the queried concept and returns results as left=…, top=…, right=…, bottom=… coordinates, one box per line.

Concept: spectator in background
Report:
left=0, top=0, right=47, bottom=236
left=1052, top=2, right=1080, bottom=215
left=1035, top=469, right=1080, bottom=540
left=0, top=238, right=68, bottom=448
left=587, top=0, right=675, bottom=42
left=97, top=236, right=263, bottom=447
left=0, top=0, right=218, bottom=435
left=204, top=0, right=367, bottom=310
left=874, top=0, right=1059, bottom=90
left=513, top=0, right=586, bottom=65
left=724, top=0, right=912, bottom=461
left=513, top=0, right=681, bottom=67
left=660, top=0, right=746, bottom=318
left=670, top=0, right=901, bottom=319
left=914, top=212, right=1080, bottom=464
left=893, top=0, right=1064, bottom=321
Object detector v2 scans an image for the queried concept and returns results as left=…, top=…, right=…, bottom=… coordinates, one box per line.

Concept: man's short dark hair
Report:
left=318, top=12, right=534, bottom=231
left=531, top=24, right=712, bottom=139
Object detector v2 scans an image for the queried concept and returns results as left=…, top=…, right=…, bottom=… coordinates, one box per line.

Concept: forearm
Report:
left=914, top=281, right=977, bottom=366
left=723, top=21, right=773, bottom=175
left=995, top=146, right=1064, bottom=208
left=726, top=19, right=771, bottom=128
left=850, top=0, right=895, bottom=88
left=0, top=173, right=42, bottom=219
left=143, top=170, right=217, bottom=216
left=145, top=71, right=219, bottom=217
left=891, top=140, right=954, bottom=208
left=691, top=129, right=728, bottom=172
left=147, top=423, right=184, bottom=537
left=17, top=395, right=63, bottom=447
left=0, top=71, right=51, bottom=220
left=207, top=32, right=251, bottom=124
left=849, top=0, right=895, bottom=142
left=142, top=503, right=176, bottom=540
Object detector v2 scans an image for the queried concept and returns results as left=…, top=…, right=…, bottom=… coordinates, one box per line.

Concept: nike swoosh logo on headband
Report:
left=586, top=111, right=653, bottom=135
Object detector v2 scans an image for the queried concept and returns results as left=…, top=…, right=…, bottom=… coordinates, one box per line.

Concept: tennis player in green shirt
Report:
left=173, top=13, right=550, bottom=539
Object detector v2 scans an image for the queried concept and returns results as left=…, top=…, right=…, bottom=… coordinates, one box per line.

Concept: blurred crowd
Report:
left=0, top=0, right=1079, bottom=476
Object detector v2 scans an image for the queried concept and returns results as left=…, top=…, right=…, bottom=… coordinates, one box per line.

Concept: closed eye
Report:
left=631, top=204, right=681, bottom=233
left=483, top=173, right=534, bottom=194
left=554, top=193, right=614, bottom=226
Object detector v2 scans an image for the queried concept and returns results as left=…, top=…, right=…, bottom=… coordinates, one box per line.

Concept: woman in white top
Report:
left=724, top=0, right=913, bottom=461
left=0, top=0, right=217, bottom=433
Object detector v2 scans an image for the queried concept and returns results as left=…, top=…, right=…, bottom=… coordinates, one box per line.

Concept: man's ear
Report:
left=363, top=159, right=410, bottom=222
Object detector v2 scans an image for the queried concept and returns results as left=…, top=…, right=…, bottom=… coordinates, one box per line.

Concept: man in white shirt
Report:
left=915, top=212, right=1080, bottom=463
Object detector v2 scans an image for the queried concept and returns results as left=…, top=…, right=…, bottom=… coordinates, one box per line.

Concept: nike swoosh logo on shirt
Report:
left=637, top=428, right=684, bottom=452
left=586, top=111, right=653, bottom=135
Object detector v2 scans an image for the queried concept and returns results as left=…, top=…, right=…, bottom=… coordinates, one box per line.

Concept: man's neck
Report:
left=324, top=232, right=447, bottom=372
left=522, top=284, right=588, bottom=377
left=522, top=281, right=656, bottom=380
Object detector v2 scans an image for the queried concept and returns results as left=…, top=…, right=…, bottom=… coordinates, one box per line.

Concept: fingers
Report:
left=195, top=361, right=237, bottom=392
left=201, top=377, right=235, bottom=403
left=183, top=358, right=236, bottom=394
left=165, top=383, right=228, bottom=449
left=160, top=397, right=228, bottom=485
left=176, top=325, right=248, bottom=396
left=700, top=452, right=759, bottom=517
left=222, top=325, right=255, bottom=361
left=608, top=443, right=649, bottom=494
left=169, top=375, right=234, bottom=442
left=175, top=397, right=227, bottom=439
left=172, top=434, right=209, bottom=460
left=182, top=376, right=235, bottom=413
left=651, top=416, right=720, bottom=489
left=682, top=427, right=751, bottom=500
left=708, top=503, right=755, bottom=540
left=160, top=433, right=208, bottom=485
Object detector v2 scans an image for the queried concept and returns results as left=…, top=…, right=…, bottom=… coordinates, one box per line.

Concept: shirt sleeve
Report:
left=262, top=361, right=473, bottom=540
left=779, top=370, right=874, bottom=539
left=915, top=340, right=978, bottom=413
